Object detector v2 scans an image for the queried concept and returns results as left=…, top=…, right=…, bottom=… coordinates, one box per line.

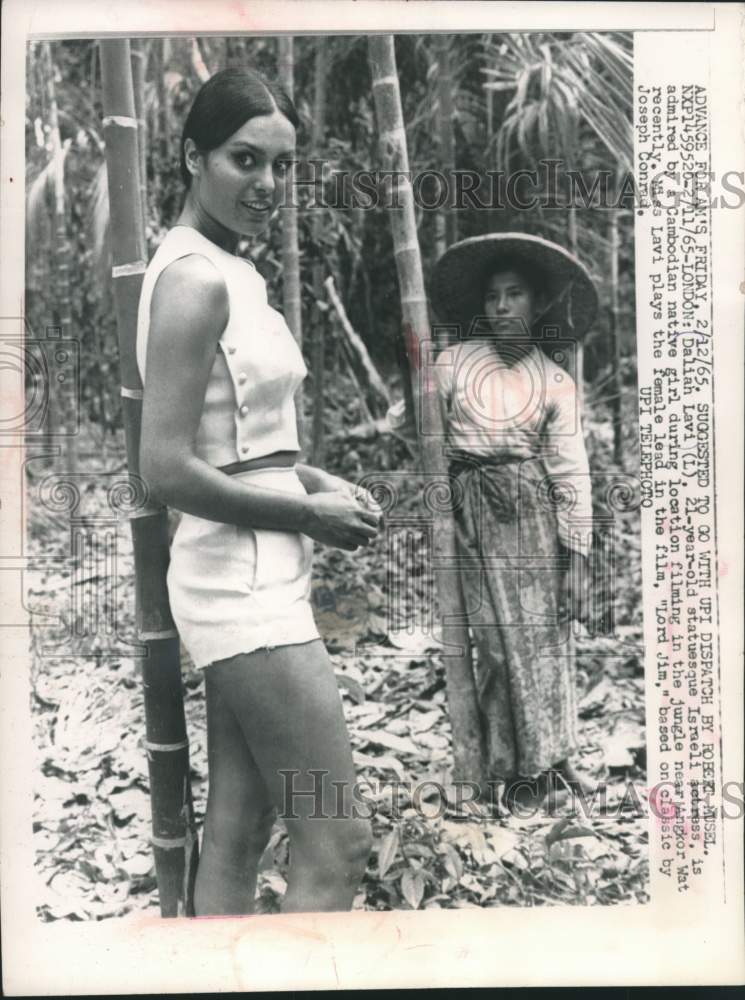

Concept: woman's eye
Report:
left=274, top=159, right=292, bottom=175
left=234, top=153, right=255, bottom=169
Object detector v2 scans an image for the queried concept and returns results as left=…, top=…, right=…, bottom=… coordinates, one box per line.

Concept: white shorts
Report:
left=166, top=466, right=321, bottom=669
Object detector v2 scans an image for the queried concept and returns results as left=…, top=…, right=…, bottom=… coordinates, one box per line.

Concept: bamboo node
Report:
left=112, top=261, right=147, bottom=278
left=138, top=628, right=179, bottom=641
left=143, top=738, right=189, bottom=753
left=102, top=114, right=138, bottom=129
left=151, top=835, right=187, bottom=850
left=371, top=75, right=400, bottom=89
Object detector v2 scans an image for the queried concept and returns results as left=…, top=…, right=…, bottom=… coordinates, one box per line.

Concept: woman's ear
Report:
left=183, top=138, right=202, bottom=181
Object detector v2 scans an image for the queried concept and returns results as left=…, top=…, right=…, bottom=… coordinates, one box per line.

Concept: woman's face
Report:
left=483, top=268, right=542, bottom=338
left=186, top=110, right=296, bottom=237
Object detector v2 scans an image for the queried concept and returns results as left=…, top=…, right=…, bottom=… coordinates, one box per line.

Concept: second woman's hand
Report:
left=302, top=489, right=382, bottom=551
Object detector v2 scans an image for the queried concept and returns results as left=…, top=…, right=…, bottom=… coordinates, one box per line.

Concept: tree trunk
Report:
left=100, top=38, right=198, bottom=918
left=368, top=35, right=484, bottom=785
left=277, top=35, right=306, bottom=447
left=41, top=41, right=77, bottom=470
left=324, top=275, right=390, bottom=415
left=310, top=38, right=328, bottom=465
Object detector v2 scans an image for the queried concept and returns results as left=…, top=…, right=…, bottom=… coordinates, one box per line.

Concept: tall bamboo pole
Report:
left=368, top=35, right=484, bottom=784
left=434, top=37, right=457, bottom=258
left=130, top=39, right=148, bottom=217
left=310, top=38, right=328, bottom=465
left=277, top=36, right=306, bottom=447
left=41, top=41, right=76, bottom=470
left=154, top=39, right=170, bottom=202
left=100, top=38, right=198, bottom=918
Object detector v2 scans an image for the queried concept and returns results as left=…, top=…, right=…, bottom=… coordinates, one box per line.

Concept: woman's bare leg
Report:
left=194, top=674, right=276, bottom=916
left=205, top=639, right=372, bottom=913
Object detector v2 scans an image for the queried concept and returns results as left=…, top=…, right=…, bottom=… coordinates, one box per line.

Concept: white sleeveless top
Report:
left=136, top=225, right=307, bottom=466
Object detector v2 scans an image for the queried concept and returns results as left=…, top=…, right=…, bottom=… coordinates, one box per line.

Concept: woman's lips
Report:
left=241, top=201, right=273, bottom=216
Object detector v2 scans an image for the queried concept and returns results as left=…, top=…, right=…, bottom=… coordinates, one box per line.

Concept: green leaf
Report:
left=442, top=843, right=463, bottom=881
left=335, top=671, right=365, bottom=705
left=377, top=827, right=399, bottom=878
left=400, top=869, right=425, bottom=910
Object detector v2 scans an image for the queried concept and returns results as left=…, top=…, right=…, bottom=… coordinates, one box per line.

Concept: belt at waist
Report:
left=448, top=450, right=540, bottom=472
left=218, top=450, right=300, bottom=475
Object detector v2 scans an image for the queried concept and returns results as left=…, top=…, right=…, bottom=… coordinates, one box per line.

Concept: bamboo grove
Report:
left=26, top=32, right=636, bottom=915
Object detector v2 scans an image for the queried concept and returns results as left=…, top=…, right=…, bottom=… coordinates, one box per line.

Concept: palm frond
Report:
left=482, top=31, right=633, bottom=173
left=87, top=160, right=111, bottom=292
left=25, top=144, right=70, bottom=262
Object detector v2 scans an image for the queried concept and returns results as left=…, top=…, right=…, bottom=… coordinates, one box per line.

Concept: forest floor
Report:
left=27, top=376, right=649, bottom=920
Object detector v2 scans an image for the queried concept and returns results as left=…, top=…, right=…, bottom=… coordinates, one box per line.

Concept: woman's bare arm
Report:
left=139, top=254, right=379, bottom=549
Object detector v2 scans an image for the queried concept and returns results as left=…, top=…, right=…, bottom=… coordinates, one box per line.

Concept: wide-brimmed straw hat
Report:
left=430, top=232, right=598, bottom=339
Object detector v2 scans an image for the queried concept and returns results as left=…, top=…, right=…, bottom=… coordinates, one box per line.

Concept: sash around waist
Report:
left=447, top=450, right=543, bottom=474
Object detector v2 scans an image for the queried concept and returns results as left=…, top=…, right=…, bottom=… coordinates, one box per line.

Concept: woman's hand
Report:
left=295, top=464, right=384, bottom=515
left=328, top=477, right=384, bottom=515
left=302, top=490, right=383, bottom=551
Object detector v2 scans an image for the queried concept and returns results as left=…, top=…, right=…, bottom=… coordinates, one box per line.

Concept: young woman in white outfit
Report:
left=137, top=69, right=380, bottom=915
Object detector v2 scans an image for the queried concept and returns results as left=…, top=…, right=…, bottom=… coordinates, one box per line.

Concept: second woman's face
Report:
left=483, top=269, right=540, bottom=338
left=192, top=111, right=296, bottom=237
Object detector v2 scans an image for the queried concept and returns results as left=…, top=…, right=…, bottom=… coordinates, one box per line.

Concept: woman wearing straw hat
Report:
left=430, top=232, right=599, bottom=809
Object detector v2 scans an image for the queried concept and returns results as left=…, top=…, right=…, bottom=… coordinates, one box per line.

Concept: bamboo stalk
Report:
left=277, top=36, right=306, bottom=447
left=99, top=38, right=198, bottom=918
left=434, top=37, right=457, bottom=257
left=367, top=35, right=484, bottom=785
left=131, top=39, right=148, bottom=216
left=310, top=38, right=328, bottom=465
left=41, top=41, right=77, bottom=470
left=155, top=39, right=170, bottom=201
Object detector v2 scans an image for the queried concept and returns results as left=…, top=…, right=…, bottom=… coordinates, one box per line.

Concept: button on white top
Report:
left=238, top=372, right=247, bottom=384
left=239, top=404, right=249, bottom=417
left=227, top=345, right=236, bottom=355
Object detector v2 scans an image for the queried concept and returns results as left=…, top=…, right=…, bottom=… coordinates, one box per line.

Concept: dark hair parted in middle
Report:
left=179, top=68, right=300, bottom=188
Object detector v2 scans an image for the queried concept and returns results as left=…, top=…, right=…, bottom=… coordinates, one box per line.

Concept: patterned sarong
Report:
left=450, top=454, right=579, bottom=778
